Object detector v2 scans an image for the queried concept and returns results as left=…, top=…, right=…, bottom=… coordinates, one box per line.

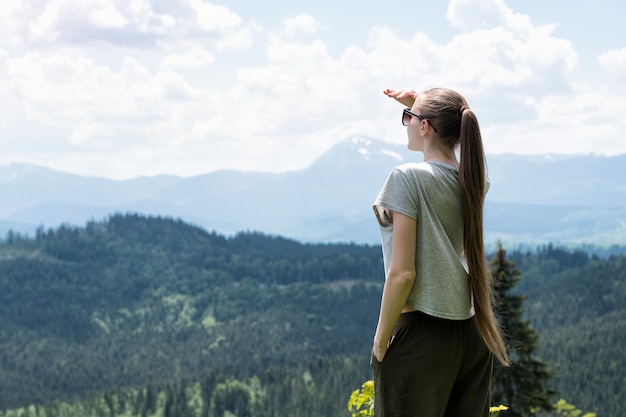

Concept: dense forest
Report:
left=0, top=214, right=623, bottom=416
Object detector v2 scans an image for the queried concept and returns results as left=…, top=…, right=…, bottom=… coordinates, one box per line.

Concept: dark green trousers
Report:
left=371, top=311, right=493, bottom=417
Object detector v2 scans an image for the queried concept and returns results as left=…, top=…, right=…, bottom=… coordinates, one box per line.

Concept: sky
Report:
left=0, top=0, right=625, bottom=180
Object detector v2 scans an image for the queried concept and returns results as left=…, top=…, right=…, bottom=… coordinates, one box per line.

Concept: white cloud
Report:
left=0, top=0, right=251, bottom=48
left=0, top=0, right=624, bottom=179
left=282, top=14, right=321, bottom=38
left=447, top=0, right=532, bottom=32
left=11, top=0, right=164, bottom=43
left=598, top=47, right=626, bottom=72
left=214, top=24, right=256, bottom=50
left=160, top=50, right=216, bottom=69
left=209, top=0, right=619, bottom=170
left=84, top=0, right=128, bottom=29
left=483, top=86, right=626, bottom=156
left=0, top=51, right=199, bottom=146
left=186, top=0, right=241, bottom=32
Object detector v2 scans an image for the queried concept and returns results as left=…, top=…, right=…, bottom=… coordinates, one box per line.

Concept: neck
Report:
left=422, top=145, right=458, bottom=167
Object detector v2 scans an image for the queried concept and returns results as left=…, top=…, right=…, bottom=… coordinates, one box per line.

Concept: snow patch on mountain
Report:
left=1, top=137, right=625, bottom=246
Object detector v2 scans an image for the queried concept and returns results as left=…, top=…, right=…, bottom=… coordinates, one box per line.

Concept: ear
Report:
left=420, top=119, right=428, bottom=135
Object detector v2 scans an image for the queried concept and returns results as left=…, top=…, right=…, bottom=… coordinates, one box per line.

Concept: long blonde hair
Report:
left=420, top=88, right=509, bottom=366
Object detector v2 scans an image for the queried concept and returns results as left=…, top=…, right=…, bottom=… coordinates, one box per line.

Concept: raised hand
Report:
left=383, top=88, right=418, bottom=108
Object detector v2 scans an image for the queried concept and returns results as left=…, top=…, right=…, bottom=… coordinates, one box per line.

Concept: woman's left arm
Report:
left=372, top=210, right=417, bottom=361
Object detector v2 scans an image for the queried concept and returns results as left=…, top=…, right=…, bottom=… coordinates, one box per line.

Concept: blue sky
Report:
left=1, top=0, right=625, bottom=179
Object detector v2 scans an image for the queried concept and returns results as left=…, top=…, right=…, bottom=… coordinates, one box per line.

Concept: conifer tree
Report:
left=490, top=243, right=556, bottom=417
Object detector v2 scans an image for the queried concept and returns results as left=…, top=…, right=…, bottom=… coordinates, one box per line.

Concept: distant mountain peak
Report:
left=2, top=140, right=625, bottom=245
left=317, top=136, right=414, bottom=167
left=348, top=135, right=373, bottom=146
left=350, top=136, right=375, bottom=161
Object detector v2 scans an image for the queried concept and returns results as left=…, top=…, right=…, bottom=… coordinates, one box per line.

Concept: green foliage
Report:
left=491, top=243, right=556, bottom=416
left=0, top=358, right=369, bottom=417
left=509, top=248, right=625, bottom=416
left=551, top=399, right=597, bottom=417
left=0, top=215, right=623, bottom=416
left=529, top=399, right=597, bottom=417
left=0, top=214, right=379, bottom=411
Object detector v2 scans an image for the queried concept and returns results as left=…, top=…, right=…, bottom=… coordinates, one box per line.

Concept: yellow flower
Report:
left=489, top=405, right=509, bottom=416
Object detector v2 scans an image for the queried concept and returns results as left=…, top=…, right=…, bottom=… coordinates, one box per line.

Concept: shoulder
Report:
left=379, top=163, right=436, bottom=199
left=389, top=162, right=442, bottom=185
left=391, top=162, right=434, bottom=177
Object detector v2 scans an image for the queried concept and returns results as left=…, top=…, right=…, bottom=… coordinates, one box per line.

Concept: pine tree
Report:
left=490, top=243, right=556, bottom=416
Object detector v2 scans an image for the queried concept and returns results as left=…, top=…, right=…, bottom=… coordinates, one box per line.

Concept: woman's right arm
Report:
left=383, top=88, right=418, bottom=108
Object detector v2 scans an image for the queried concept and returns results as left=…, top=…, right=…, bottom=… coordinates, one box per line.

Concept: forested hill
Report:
left=0, top=214, right=624, bottom=416
left=0, top=214, right=385, bottom=414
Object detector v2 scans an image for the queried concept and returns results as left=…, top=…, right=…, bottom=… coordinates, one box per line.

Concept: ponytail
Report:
left=459, top=109, right=510, bottom=366
left=419, top=88, right=509, bottom=365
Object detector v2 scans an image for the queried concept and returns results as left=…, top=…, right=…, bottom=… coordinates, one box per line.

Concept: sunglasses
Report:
left=402, top=108, right=438, bottom=133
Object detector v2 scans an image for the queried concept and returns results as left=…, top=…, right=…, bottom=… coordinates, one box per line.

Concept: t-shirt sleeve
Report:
left=373, top=168, right=419, bottom=227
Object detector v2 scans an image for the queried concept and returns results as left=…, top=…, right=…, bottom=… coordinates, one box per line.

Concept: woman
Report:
left=370, top=87, right=509, bottom=417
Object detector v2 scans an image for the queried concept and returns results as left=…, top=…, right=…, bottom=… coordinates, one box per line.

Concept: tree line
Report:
left=0, top=214, right=623, bottom=416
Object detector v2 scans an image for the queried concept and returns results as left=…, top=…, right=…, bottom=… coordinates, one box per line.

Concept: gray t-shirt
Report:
left=373, top=160, right=474, bottom=320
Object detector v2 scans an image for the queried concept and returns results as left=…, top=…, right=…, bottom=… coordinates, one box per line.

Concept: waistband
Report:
left=395, top=310, right=474, bottom=327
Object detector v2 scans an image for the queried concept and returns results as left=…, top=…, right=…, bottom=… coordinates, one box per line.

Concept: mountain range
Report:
left=2, top=136, right=625, bottom=247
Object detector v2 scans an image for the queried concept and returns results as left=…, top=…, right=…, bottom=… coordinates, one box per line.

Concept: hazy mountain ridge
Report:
left=2, top=136, right=625, bottom=245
